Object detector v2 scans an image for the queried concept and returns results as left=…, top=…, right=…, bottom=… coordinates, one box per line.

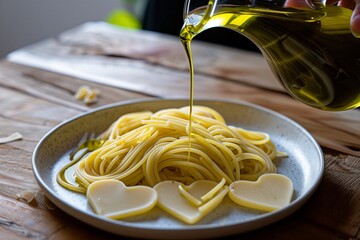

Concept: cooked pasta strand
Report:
left=57, top=106, right=279, bottom=192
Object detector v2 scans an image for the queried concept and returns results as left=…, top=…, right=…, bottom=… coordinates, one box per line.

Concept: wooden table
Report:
left=0, top=22, right=359, bottom=239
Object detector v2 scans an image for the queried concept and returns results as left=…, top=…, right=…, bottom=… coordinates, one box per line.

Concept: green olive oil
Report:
left=180, top=4, right=360, bottom=110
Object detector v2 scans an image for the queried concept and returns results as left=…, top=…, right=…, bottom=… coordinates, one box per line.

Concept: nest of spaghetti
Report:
left=62, top=106, right=283, bottom=193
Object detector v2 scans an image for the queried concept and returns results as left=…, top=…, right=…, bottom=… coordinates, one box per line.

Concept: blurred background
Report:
left=0, top=0, right=257, bottom=58
left=0, top=0, right=148, bottom=58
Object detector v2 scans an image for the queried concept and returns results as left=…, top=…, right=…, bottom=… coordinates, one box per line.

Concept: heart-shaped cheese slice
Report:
left=87, top=179, right=157, bottom=219
left=154, top=180, right=228, bottom=224
left=229, top=173, right=293, bottom=212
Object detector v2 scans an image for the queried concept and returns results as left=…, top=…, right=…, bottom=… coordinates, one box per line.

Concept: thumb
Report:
left=351, top=0, right=360, bottom=37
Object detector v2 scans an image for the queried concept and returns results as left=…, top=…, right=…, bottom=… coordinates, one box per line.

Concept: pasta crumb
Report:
left=0, top=132, right=23, bottom=144
left=16, top=190, right=37, bottom=203
left=75, top=85, right=99, bottom=105
left=16, top=189, right=57, bottom=210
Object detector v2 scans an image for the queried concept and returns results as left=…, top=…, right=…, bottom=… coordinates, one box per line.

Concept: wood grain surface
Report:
left=0, top=24, right=359, bottom=240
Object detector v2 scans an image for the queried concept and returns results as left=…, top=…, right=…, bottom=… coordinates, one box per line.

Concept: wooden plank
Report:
left=6, top=31, right=360, bottom=156
left=0, top=86, right=81, bottom=153
left=233, top=215, right=343, bottom=240
left=301, top=154, right=360, bottom=236
left=0, top=88, right=80, bottom=127
left=0, top=61, right=149, bottom=112
left=0, top=145, right=37, bottom=188
left=58, top=22, right=283, bottom=92
left=0, top=194, right=62, bottom=239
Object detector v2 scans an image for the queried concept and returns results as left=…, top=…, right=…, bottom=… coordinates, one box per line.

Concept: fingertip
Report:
left=284, top=0, right=312, bottom=8
left=351, top=2, right=360, bottom=37
left=338, top=0, right=356, bottom=9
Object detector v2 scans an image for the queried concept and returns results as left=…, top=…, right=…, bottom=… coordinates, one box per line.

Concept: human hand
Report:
left=285, top=0, right=360, bottom=37
left=329, top=0, right=360, bottom=36
left=349, top=0, right=360, bottom=36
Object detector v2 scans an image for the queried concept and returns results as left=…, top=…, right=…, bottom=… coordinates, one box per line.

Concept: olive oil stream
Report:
left=180, top=4, right=360, bottom=110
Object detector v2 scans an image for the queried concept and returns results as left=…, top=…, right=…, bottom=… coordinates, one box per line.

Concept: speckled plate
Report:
left=32, top=98, right=324, bottom=239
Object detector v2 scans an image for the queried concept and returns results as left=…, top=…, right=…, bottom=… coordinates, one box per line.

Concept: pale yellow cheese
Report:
left=228, top=173, right=293, bottom=212
left=154, top=180, right=228, bottom=224
left=87, top=179, right=157, bottom=219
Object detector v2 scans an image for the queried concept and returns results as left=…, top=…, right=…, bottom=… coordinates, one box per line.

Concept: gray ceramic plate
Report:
left=33, top=98, right=324, bottom=239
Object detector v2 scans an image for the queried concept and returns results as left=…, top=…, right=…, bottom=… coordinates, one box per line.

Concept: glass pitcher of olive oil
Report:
left=180, top=0, right=360, bottom=111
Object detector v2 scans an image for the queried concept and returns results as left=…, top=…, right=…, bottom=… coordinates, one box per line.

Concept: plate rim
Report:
left=32, top=97, right=324, bottom=239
